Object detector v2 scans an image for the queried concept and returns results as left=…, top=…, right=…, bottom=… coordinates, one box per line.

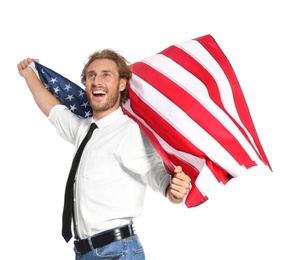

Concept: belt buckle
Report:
left=74, top=239, right=91, bottom=254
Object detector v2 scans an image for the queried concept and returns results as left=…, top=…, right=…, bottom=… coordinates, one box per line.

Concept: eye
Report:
left=103, top=72, right=111, bottom=78
left=87, top=72, right=95, bottom=79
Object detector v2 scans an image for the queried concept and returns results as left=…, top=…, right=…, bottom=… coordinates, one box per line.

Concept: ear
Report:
left=119, top=79, right=127, bottom=91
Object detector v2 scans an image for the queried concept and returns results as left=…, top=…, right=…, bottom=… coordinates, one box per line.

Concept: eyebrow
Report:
left=87, top=69, right=113, bottom=74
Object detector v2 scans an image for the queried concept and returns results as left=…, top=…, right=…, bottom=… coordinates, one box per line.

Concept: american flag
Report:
left=31, top=34, right=272, bottom=208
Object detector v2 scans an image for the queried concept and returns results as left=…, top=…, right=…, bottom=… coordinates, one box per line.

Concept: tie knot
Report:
left=90, top=122, right=98, bottom=132
left=85, top=123, right=98, bottom=141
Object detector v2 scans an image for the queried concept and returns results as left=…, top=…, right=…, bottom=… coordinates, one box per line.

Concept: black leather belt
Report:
left=74, top=223, right=135, bottom=254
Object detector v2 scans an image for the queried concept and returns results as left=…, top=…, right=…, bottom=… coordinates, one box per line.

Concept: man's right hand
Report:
left=17, top=58, right=39, bottom=77
left=17, top=57, right=61, bottom=116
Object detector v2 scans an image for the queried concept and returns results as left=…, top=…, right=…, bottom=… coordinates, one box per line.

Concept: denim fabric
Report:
left=74, top=235, right=145, bottom=260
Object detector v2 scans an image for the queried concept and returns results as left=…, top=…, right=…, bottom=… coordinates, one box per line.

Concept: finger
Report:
left=170, top=189, right=185, bottom=200
left=171, top=178, right=190, bottom=191
left=173, top=172, right=191, bottom=183
left=18, top=59, right=29, bottom=69
left=174, top=166, right=182, bottom=174
left=18, top=58, right=37, bottom=71
left=169, top=184, right=189, bottom=198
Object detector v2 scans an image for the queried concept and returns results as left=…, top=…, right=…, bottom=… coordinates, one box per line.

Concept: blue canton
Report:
left=34, top=62, right=93, bottom=118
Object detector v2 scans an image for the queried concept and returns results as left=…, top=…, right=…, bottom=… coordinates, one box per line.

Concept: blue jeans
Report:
left=74, top=235, right=145, bottom=260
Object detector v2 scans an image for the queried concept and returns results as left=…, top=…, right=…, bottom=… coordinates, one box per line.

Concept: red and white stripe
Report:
left=122, top=34, right=271, bottom=208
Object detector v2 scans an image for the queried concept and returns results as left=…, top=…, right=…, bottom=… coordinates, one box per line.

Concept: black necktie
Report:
left=62, top=122, right=98, bottom=242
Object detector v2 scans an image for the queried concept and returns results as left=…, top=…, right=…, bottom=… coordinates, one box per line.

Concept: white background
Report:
left=1, top=0, right=297, bottom=259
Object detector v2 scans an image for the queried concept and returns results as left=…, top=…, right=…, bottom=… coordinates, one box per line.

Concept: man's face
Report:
left=85, top=59, right=126, bottom=120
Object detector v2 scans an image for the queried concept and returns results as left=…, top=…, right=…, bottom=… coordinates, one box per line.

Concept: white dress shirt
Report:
left=48, top=105, right=170, bottom=239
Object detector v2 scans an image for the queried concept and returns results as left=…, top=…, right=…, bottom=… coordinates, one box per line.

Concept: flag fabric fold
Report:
left=31, top=34, right=272, bottom=208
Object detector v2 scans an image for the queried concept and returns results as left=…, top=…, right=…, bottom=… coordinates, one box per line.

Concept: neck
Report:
left=92, top=106, right=120, bottom=121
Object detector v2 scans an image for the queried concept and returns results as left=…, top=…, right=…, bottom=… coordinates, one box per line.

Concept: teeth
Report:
left=93, top=90, right=106, bottom=94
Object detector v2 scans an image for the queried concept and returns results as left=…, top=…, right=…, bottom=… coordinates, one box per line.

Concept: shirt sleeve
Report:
left=118, top=121, right=171, bottom=195
left=48, top=104, right=87, bottom=145
left=139, top=132, right=171, bottom=195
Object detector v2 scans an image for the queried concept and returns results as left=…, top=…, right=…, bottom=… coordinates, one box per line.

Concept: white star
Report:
left=53, top=86, right=60, bottom=94
left=70, top=104, right=77, bottom=112
left=50, top=77, right=58, bottom=84
left=78, top=89, right=85, bottom=97
left=84, top=110, right=92, bottom=118
left=81, top=101, right=89, bottom=108
left=66, top=94, right=74, bottom=101
left=64, top=83, right=72, bottom=92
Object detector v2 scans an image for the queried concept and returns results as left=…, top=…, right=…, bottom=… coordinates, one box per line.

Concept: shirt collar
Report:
left=92, top=107, right=124, bottom=128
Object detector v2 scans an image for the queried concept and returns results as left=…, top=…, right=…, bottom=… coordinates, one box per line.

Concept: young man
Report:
left=17, top=49, right=191, bottom=260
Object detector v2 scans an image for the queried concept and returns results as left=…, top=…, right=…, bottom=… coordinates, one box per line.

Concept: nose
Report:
left=93, top=74, right=103, bottom=86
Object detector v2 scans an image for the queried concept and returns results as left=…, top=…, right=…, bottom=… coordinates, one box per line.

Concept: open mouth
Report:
left=92, top=90, right=107, bottom=97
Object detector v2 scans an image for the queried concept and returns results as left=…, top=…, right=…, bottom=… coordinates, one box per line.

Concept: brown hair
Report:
left=81, top=49, right=132, bottom=104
